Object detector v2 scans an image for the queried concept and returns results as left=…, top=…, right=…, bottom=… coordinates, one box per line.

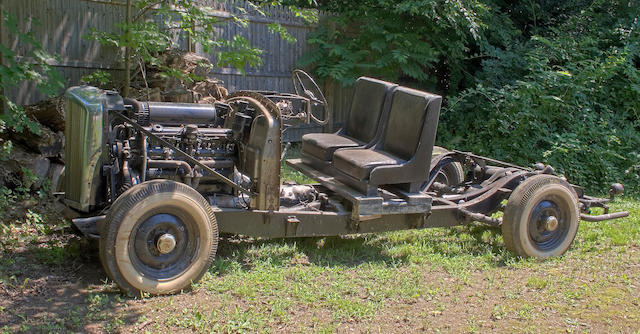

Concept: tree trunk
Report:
left=23, top=96, right=65, bottom=132
left=123, top=0, right=132, bottom=98
left=0, top=2, right=5, bottom=115
left=3, top=125, right=64, bottom=158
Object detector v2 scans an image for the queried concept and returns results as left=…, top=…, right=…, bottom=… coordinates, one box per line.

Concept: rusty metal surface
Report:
left=112, top=111, right=253, bottom=196
left=214, top=207, right=441, bottom=238
left=580, top=211, right=629, bottom=222
left=226, top=91, right=283, bottom=126
left=286, top=158, right=433, bottom=218
left=225, top=93, right=282, bottom=211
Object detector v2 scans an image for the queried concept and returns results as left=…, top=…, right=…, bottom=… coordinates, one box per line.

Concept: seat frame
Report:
left=332, top=87, right=442, bottom=196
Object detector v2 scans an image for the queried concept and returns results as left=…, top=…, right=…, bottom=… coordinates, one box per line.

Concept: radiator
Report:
left=63, top=87, right=105, bottom=212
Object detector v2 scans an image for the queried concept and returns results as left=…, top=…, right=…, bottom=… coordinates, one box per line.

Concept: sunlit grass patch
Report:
left=280, top=143, right=313, bottom=184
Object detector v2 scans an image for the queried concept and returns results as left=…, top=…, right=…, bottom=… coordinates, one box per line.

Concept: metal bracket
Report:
left=285, top=215, right=300, bottom=236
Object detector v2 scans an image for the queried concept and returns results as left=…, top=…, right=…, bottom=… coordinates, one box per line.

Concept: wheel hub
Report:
left=543, top=215, right=559, bottom=231
left=130, top=212, right=195, bottom=280
left=528, top=198, right=570, bottom=251
left=156, top=233, right=177, bottom=254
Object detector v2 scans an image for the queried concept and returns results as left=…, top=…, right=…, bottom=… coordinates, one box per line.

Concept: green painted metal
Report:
left=63, top=86, right=106, bottom=212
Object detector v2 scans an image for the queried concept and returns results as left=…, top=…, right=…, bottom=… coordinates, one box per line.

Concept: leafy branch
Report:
left=86, top=0, right=318, bottom=96
left=0, top=10, right=63, bottom=158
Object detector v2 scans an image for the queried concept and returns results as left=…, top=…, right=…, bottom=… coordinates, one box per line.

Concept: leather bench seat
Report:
left=301, top=77, right=396, bottom=169
left=331, top=86, right=442, bottom=195
left=332, top=148, right=403, bottom=181
left=301, top=133, right=362, bottom=161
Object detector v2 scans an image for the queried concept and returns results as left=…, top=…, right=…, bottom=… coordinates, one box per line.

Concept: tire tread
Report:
left=502, top=175, right=579, bottom=258
left=99, top=180, right=217, bottom=295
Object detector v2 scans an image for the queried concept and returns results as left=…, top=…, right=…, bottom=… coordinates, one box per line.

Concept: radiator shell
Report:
left=63, top=86, right=123, bottom=212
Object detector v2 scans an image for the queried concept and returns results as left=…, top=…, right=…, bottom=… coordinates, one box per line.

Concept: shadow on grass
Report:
left=214, top=223, right=519, bottom=275
left=0, top=230, right=142, bottom=332
left=214, top=234, right=396, bottom=274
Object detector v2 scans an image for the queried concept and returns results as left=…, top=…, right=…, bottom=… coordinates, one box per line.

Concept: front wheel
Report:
left=502, top=175, right=579, bottom=258
left=100, top=180, right=218, bottom=295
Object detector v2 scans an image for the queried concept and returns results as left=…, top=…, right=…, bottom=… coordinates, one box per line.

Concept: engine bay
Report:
left=62, top=70, right=334, bottom=214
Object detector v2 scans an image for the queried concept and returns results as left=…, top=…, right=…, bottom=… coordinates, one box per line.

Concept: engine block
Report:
left=63, top=85, right=309, bottom=213
left=108, top=99, right=239, bottom=199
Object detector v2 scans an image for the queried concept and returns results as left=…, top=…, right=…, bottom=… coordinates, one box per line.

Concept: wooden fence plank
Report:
left=3, top=0, right=351, bottom=138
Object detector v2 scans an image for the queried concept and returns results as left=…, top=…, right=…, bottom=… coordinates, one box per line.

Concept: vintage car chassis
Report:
left=61, top=71, right=629, bottom=295
left=71, top=111, right=628, bottom=240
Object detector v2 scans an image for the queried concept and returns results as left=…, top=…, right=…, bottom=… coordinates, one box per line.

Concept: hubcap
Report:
left=129, top=212, right=198, bottom=280
left=528, top=198, right=570, bottom=251
left=157, top=233, right=177, bottom=254
left=543, top=215, right=559, bottom=231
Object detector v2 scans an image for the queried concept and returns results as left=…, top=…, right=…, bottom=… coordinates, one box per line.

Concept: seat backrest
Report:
left=343, top=77, right=395, bottom=143
left=380, top=87, right=441, bottom=161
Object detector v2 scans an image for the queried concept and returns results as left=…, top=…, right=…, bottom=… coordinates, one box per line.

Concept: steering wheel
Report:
left=292, top=69, right=329, bottom=125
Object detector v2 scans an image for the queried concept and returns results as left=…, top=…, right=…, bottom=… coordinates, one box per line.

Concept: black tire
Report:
left=430, top=146, right=464, bottom=188
left=502, top=175, right=579, bottom=258
left=99, top=180, right=218, bottom=295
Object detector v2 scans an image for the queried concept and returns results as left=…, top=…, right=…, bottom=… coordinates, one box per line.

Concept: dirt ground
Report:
left=1, top=199, right=639, bottom=333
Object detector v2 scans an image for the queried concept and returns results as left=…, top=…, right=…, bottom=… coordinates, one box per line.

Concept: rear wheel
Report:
left=100, top=180, right=218, bottom=295
left=502, top=175, right=579, bottom=258
left=429, top=146, right=464, bottom=189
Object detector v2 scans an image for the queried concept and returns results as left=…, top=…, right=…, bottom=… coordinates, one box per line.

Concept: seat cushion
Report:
left=381, top=87, right=433, bottom=160
left=343, top=77, right=395, bottom=143
left=301, top=133, right=363, bottom=161
left=333, top=148, right=404, bottom=181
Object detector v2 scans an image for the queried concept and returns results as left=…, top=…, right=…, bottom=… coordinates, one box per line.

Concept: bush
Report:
left=301, top=0, right=640, bottom=195
left=438, top=0, right=640, bottom=194
left=298, top=0, right=488, bottom=90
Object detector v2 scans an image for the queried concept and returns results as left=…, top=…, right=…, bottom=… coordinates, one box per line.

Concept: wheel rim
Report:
left=129, top=211, right=199, bottom=281
left=527, top=196, right=570, bottom=251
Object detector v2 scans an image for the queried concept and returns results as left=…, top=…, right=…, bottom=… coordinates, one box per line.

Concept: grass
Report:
left=1, top=147, right=639, bottom=332
left=280, top=144, right=314, bottom=184
left=4, top=199, right=636, bottom=333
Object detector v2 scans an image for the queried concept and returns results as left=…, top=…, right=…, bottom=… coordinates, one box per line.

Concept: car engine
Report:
left=62, top=83, right=327, bottom=215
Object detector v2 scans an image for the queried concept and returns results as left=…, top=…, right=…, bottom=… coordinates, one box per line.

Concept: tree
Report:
left=297, top=0, right=487, bottom=92
left=297, top=0, right=640, bottom=194
left=87, top=0, right=316, bottom=96
left=0, top=10, right=63, bottom=158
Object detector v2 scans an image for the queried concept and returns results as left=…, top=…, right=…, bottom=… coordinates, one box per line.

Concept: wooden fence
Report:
left=1, top=0, right=353, bottom=140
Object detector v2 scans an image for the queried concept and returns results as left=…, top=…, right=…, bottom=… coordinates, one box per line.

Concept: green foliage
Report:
left=0, top=10, right=63, bottom=203
left=259, top=0, right=319, bottom=24
left=216, top=35, right=264, bottom=74
left=80, top=70, right=112, bottom=87
left=299, top=0, right=488, bottom=88
left=86, top=0, right=317, bottom=85
left=0, top=11, right=63, bottom=97
left=0, top=167, right=51, bottom=221
left=267, top=22, right=296, bottom=43
left=88, top=19, right=170, bottom=65
left=301, top=0, right=640, bottom=195
left=438, top=0, right=640, bottom=194
left=0, top=10, right=64, bottom=137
